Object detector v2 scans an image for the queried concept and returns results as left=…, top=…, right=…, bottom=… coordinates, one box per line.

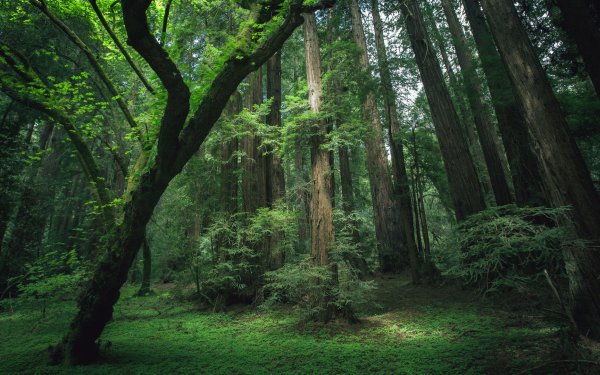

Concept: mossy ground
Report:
left=0, top=275, right=593, bottom=374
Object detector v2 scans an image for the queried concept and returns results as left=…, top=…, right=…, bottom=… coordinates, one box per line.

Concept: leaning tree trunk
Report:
left=400, top=0, right=486, bottom=222
left=303, top=12, right=337, bottom=322
left=480, top=0, right=600, bottom=339
left=424, top=1, right=492, bottom=198
left=371, top=0, right=420, bottom=283
left=462, top=0, right=546, bottom=207
left=349, top=0, right=405, bottom=272
left=441, top=0, right=513, bottom=206
left=50, top=0, right=325, bottom=364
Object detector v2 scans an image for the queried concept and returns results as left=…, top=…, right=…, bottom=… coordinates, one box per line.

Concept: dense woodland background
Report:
left=1, top=0, right=600, bottom=373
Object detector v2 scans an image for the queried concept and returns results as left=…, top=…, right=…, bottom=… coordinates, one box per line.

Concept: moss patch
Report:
left=0, top=276, right=569, bottom=374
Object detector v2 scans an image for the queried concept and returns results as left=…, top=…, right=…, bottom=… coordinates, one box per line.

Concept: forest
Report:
left=1, top=0, right=600, bottom=373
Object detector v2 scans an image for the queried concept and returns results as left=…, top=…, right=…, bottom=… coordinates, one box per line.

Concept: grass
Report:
left=0, top=275, right=576, bottom=374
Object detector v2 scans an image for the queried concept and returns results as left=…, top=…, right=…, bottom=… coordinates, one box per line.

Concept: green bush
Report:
left=1, top=248, right=90, bottom=316
left=438, top=205, right=578, bottom=295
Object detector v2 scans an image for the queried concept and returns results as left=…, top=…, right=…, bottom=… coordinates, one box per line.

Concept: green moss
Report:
left=0, top=279, right=561, bottom=374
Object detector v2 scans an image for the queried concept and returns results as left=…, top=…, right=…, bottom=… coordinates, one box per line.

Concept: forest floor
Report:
left=1, top=274, right=599, bottom=374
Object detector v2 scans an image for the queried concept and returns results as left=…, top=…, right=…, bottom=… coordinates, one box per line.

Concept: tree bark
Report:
left=266, top=52, right=286, bottom=270
left=136, top=237, right=152, bottom=296
left=304, top=12, right=337, bottom=321
left=424, top=1, right=492, bottom=197
left=441, top=0, right=513, bottom=206
left=221, top=94, right=241, bottom=213
left=266, top=52, right=286, bottom=205
left=400, top=0, right=486, bottom=222
left=242, top=69, right=268, bottom=214
left=371, top=0, right=420, bottom=283
left=349, top=0, right=405, bottom=272
left=480, top=0, right=600, bottom=339
left=462, top=0, right=546, bottom=206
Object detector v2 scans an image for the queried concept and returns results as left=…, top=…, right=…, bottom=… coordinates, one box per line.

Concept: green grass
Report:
left=0, top=277, right=563, bottom=374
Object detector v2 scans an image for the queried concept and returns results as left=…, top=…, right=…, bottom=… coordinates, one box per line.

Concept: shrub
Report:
left=438, top=205, right=579, bottom=295
left=1, top=248, right=90, bottom=316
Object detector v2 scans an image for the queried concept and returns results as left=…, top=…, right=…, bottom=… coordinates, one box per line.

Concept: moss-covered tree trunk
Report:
left=49, top=0, right=333, bottom=364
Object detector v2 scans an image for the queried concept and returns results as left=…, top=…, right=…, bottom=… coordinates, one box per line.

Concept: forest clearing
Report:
left=4, top=275, right=597, bottom=374
left=1, top=0, right=600, bottom=373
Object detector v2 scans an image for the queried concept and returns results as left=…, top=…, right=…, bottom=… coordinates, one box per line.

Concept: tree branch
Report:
left=0, top=46, right=113, bottom=220
left=29, top=0, right=144, bottom=143
left=89, top=0, right=155, bottom=95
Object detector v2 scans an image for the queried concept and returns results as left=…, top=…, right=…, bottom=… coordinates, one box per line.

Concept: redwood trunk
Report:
left=350, top=0, right=405, bottom=272
left=481, top=0, right=600, bottom=339
left=462, top=0, right=546, bottom=206
left=304, top=12, right=337, bottom=321
left=441, top=0, right=513, bottom=206
left=400, top=0, right=486, bottom=221
left=371, top=0, right=420, bottom=282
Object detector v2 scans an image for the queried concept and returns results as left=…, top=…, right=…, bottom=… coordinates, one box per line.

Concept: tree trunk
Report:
left=349, top=0, right=405, bottom=272
left=266, top=52, right=286, bottom=205
left=400, top=0, right=486, bottom=222
left=441, top=0, right=513, bottom=206
left=136, top=237, right=152, bottom=296
left=50, top=0, right=318, bottom=362
left=266, top=52, right=286, bottom=270
left=552, top=0, right=600, bottom=98
left=462, top=0, right=547, bottom=207
left=480, top=0, right=600, bottom=339
left=371, top=0, right=420, bottom=283
left=424, top=1, right=492, bottom=198
left=242, top=69, right=268, bottom=214
left=338, top=145, right=371, bottom=279
left=221, top=94, right=241, bottom=213
left=304, top=12, right=337, bottom=322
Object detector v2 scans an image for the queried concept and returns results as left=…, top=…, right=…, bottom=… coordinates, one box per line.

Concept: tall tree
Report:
left=266, top=52, right=286, bottom=270
left=440, top=0, right=513, bottom=206
left=349, top=0, right=406, bottom=272
left=241, top=69, right=268, bottom=214
left=400, top=0, right=486, bottom=221
left=303, top=11, right=336, bottom=321
left=462, top=0, right=546, bottom=206
left=371, top=0, right=420, bottom=282
left=480, top=0, right=600, bottom=338
left=4, top=0, right=334, bottom=364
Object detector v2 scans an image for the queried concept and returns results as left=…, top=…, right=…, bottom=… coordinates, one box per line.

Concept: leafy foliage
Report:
left=439, top=205, right=577, bottom=295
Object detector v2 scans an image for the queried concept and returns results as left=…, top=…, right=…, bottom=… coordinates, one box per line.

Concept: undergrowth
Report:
left=0, top=276, right=576, bottom=374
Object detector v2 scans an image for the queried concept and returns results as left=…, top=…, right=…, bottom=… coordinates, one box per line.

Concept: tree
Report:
left=480, top=0, right=600, bottom=339
left=461, top=0, right=547, bottom=207
left=349, top=0, right=406, bottom=272
left=303, top=11, right=336, bottom=321
left=1, top=0, right=337, bottom=364
left=440, top=0, right=513, bottom=206
left=371, top=0, right=420, bottom=282
left=400, top=0, right=486, bottom=221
